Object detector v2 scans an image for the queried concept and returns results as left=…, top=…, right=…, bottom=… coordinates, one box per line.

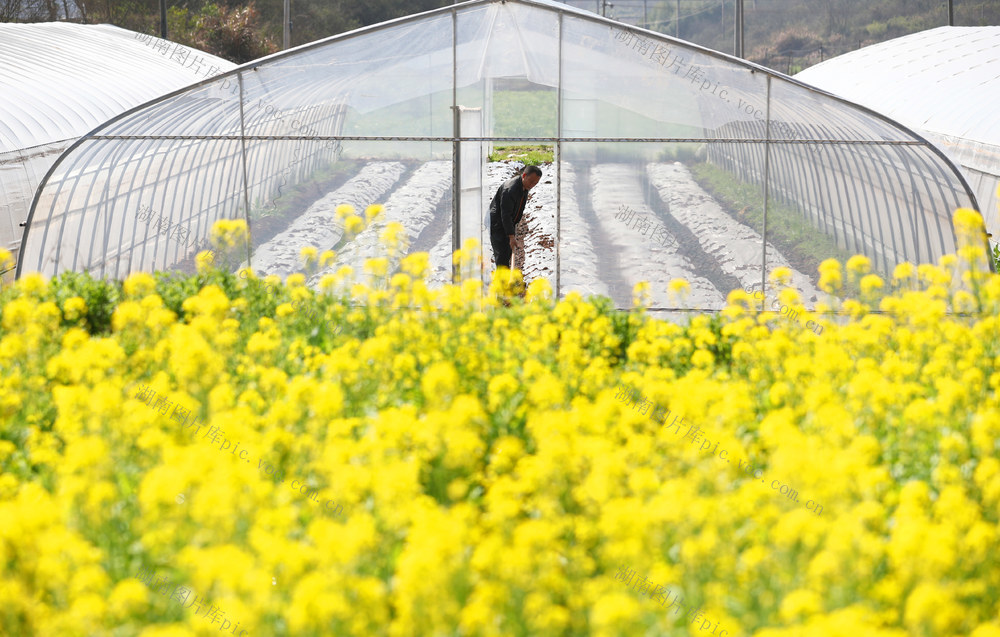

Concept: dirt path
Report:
left=590, top=163, right=726, bottom=309
left=573, top=164, right=632, bottom=306
left=267, top=160, right=820, bottom=311
left=648, top=162, right=822, bottom=302
left=250, top=161, right=407, bottom=279
left=307, top=161, right=451, bottom=287
left=639, top=165, right=742, bottom=298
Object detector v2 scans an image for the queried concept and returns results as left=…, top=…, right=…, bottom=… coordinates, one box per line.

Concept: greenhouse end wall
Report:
left=20, top=0, right=989, bottom=312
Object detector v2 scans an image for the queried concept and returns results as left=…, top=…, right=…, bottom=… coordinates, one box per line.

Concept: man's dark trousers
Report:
left=491, top=230, right=512, bottom=268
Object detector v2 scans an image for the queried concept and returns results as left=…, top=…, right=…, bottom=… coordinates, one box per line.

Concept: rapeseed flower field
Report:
left=0, top=209, right=998, bottom=637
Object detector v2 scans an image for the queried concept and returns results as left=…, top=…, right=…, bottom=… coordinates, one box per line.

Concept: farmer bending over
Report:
left=489, top=164, right=542, bottom=271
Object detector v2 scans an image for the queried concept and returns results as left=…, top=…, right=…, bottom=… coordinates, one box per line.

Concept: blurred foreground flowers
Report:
left=0, top=212, right=999, bottom=636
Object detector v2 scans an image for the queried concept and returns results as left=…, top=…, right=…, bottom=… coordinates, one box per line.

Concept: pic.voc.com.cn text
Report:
left=135, top=566, right=248, bottom=635
left=132, top=383, right=345, bottom=518
left=743, top=281, right=824, bottom=335
left=614, top=564, right=729, bottom=635
left=615, top=382, right=823, bottom=516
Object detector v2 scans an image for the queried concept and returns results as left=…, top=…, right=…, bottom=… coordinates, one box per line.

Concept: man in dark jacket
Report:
left=489, top=165, right=542, bottom=270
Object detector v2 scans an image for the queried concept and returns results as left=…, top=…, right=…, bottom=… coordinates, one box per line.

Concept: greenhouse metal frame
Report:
left=19, top=0, right=990, bottom=312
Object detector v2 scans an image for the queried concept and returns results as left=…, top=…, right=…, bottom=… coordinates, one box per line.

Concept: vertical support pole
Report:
left=483, top=79, right=491, bottom=160
left=675, top=0, right=680, bottom=37
left=948, top=0, right=954, bottom=26
left=159, top=0, right=167, bottom=39
left=759, top=75, right=772, bottom=300
left=237, top=72, right=253, bottom=268
left=283, top=0, right=291, bottom=49
left=482, top=79, right=489, bottom=290
left=451, top=8, right=460, bottom=285
left=556, top=11, right=563, bottom=302
left=734, top=0, right=744, bottom=58
left=734, top=0, right=738, bottom=56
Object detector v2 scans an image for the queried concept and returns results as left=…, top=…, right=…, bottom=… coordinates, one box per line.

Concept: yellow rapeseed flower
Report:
left=299, top=246, right=318, bottom=267
left=344, top=215, right=365, bottom=236
left=5, top=205, right=1000, bottom=635
left=667, top=278, right=690, bottom=301
left=123, top=272, right=157, bottom=298
left=400, top=252, right=429, bottom=279
left=364, top=257, right=390, bottom=279
left=365, top=204, right=385, bottom=223
left=195, top=249, right=216, bottom=273
left=62, top=296, right=87, bottom=322
left=769, top=266, right=793, bottom=286
left=860, top=274, right=884, bottom=296
left=632, top=281, right=651, bottom=308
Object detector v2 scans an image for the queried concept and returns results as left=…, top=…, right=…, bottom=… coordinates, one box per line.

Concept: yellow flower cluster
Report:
left=616, top=381, right=823, bottom=515
left=0, top=210, right=999, bottom=636
left=131, top=381, right=345, bottom=518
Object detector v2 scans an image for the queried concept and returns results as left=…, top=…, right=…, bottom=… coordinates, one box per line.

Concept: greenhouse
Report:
left=795, top=26, right=1000, bottom=245
left=0, top=22, right=236, bottom=280
left=18, top=0, right=990, bottom=312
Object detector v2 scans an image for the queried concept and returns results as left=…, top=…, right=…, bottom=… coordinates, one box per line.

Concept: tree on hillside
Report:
left=165, top=1, right=277, bottom=62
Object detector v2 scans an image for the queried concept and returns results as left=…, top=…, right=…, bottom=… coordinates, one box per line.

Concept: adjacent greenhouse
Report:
left=796, top=26, right=1000, bottom=244
left=0, top=22, right=236, bottom=280
left=19, top=0, right=989, bottom=312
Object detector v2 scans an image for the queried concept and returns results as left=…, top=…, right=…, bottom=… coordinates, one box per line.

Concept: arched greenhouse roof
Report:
left=795, top=26, right=1000, bottom=242
left=0, top=22, right=236, bottom=276
left=19, top=0, right=990, bottom=312
left=0, top=22, right=237, bottom=152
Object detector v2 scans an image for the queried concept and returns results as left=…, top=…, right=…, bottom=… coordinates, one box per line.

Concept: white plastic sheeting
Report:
left=17, top=0, right=992, bottom=312
left=0, top=22, right=235, bottom=271
left=796, top=26, right=1000, bottom=240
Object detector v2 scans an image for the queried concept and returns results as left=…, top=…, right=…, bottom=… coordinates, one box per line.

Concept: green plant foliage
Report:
left=164, top=2, right=279, bottom=63
left=492, top=89, right=557, bottom=138
left=865, top=21, right=889, bottom=37
left=487, top=146, right=554, bottom=164
left=43, top=271, right=125, bottom=335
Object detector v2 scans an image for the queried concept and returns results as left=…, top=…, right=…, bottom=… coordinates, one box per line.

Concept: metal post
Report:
left=948, top=0, right=954, bottom=25
left=451, top=105, right=464, bottom=284
left=451, top=9, right=460, bottom=285
left=159, top=0, right=167, bottom=39
left=759, top=75, right=772, bottom=300
left=556, top=12, right=563, bottom=302
left=642, top=0, right=647, bottom=28
left=283, top=0, right=290, bottom=49
left=237, top=72, right=253, bottom=266
left=740, top=0, right=745, bottom=56
left=734, top=0, right=739, bottom=56
left=734, top=0, right=744, bottom=58
left=675, top=0, right=679, bottom=37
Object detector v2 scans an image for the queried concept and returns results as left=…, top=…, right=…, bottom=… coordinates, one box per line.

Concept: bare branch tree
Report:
left=0, top=0, right=24, bottom=21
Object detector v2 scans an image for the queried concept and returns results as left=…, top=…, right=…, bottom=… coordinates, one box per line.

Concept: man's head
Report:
left=521, top=165, right=542, bottom=191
